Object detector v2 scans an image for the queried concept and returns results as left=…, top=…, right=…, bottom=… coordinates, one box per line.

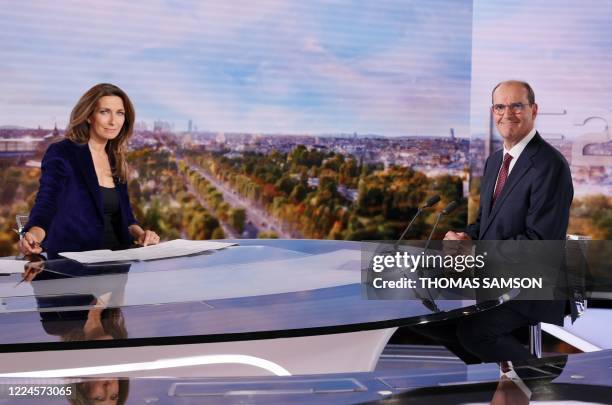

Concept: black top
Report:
left=100, top=185, right=122, bottom=250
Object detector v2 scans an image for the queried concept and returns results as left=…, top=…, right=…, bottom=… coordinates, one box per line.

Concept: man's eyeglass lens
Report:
left=492, top=103, right=530, bottom=114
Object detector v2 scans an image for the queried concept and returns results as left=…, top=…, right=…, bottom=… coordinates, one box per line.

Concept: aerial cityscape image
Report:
left=0, top=0, right=610, bottom=257
left=0, top=0, right=474, bottom=255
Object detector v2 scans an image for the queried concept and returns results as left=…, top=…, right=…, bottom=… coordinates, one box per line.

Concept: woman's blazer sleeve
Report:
left=25, top=143, right=69, bottom=233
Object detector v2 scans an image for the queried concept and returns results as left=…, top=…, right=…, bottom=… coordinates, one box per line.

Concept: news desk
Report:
left=0, top=240, right=507, bottom=378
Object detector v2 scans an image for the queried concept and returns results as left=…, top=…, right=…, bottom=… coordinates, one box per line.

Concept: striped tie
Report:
left=492, top=153, right=513, bottom=205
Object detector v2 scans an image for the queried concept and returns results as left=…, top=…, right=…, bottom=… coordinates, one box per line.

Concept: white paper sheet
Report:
left=59, top=239, right=236, bottom=264
left=0, top=260, right=28, bottom=274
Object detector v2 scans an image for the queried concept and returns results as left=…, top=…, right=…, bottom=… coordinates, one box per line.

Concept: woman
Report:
left=69, top=378, right=129, bottom=405
left=19, top=83, right=159, bottom=258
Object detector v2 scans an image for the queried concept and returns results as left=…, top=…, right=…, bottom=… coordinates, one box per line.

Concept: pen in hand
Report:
left=13, top=228, right=40, bottom=246
left=14, top=229, right=40, bottom=247
left=17, top=231, right=44, bottom=257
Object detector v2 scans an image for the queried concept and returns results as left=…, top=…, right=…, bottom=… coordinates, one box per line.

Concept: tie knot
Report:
left=503, top=153, right=513, bottom=165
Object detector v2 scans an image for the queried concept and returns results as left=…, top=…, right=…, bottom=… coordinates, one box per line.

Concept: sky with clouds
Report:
left=471, top=0, right=612, bottom=139
left=0, top=0, right=473, bottom=136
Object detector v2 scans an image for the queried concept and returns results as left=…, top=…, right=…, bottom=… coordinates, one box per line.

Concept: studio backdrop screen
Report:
left=0, top=1, right=609, bottom=256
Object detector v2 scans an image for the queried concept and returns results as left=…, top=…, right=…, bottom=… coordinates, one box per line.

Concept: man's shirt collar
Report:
left=504, top=127, right=537, bottom=160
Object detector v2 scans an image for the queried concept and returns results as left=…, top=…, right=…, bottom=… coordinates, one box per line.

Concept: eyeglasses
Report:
left=492, top=102, right=532, bottom=115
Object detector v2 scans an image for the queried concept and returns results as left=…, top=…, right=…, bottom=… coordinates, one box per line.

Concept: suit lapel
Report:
left=480, top=133, right=542, bottom=238
left=74, top=142, right=104, bottom=219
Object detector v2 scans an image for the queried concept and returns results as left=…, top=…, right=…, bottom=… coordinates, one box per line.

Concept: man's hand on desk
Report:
left=444, top=231, right=471, bottom=241
left=443, top=231, right=473, bottom=258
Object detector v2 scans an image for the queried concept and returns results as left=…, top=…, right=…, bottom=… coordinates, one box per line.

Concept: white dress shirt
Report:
left=503, top=127, right=537, bottom=175
left=494, top=127, right=537, bottom=188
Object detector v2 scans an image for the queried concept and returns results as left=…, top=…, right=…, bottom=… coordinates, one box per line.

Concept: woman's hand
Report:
left=136, top=229, right=160, bottom=247
left=128, top=224, right=160, bottom=246
left=18, top=228, right=45, bottom=255
left=128, top=224, right=159, bottom=246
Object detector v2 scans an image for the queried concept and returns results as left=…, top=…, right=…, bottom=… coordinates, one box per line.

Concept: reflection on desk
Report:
left=0, top=240, right=506, bottom=378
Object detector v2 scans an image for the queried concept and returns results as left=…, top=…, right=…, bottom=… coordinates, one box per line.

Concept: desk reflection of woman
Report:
left=64, top=300, right=129, bottom=405
left=70, top=378, right=128, bottom=405
left=63, top=301, right=129, bottom=405
left=24, top=260, right=131, bottom=405
left=18, top=83, right=159, bottom=259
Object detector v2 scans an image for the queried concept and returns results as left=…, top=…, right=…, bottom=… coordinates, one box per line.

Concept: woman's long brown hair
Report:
left=65, top=83, right=135, bottom=183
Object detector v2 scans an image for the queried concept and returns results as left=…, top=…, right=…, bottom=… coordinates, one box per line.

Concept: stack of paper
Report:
left=59, top=239, right=236, bottom=264
left=0, top=260, right=28, bottom=275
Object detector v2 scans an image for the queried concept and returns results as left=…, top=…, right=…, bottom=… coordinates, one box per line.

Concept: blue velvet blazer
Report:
left=25, top=139, right=138, bottom=259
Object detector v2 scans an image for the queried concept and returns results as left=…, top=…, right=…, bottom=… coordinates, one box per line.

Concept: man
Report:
left=435, top=80, right=574, bottom=363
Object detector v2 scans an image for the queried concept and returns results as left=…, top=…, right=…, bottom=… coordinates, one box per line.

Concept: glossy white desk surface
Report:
left=0, top=240, right=486, bottom=348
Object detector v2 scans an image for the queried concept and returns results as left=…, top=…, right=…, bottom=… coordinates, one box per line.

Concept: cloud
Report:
left=0, top=0, right=472, bottom=136
left=471, top=0, right=612, bottom=137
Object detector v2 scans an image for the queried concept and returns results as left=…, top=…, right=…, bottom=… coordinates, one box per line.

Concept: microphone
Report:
left=422, top=195, right=441, bottom=209
left=441, top=200, right=459, bottom=215
left=418, top=200, right=459, bottom=312
left=424, top=200, right=459, bottom=253
left=394, top=195, right=440, bottom=249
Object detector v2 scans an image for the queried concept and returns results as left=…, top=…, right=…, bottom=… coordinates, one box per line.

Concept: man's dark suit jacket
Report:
left=465, top=132, right=574, bottom=326
left=25, top=139, right=138, bottom=259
